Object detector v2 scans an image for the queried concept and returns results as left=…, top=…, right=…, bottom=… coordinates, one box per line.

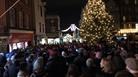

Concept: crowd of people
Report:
left=0, top=40, right=138, bottom=77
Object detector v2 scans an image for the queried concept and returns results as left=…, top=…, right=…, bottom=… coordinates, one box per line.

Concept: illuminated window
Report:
left=25, top=42, right=28, bottom=48
left=13, top=43, right=17, bottom=50
left=40, top=38, right=46, bottom=44
left=17, top=42, right=23, bottom=49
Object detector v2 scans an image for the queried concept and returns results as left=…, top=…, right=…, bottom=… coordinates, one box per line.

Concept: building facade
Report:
left=0, top=0, right=35, bottom=52
left=105, top=0, right=138, bottom=41
left=118, top=0, right=138, bottom=29
left=116, top=0, right=138, bottom=41
left=34, top=0, right=46, bottom=45
left=45, top=15, right=60, bottom=44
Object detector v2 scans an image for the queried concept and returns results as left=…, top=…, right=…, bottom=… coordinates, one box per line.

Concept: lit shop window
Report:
left=25, top=42, right=28, bottom=48
left=17, top=42, right=23, bottom=49
left=13, top=43, right=17, bottom=50
left=40, top=38, right=46, bottom=44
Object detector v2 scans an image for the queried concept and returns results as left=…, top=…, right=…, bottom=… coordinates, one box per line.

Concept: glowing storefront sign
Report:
left=118, top=29, right=138, bottom=33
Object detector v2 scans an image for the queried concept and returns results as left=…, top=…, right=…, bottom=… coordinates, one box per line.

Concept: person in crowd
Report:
left=125, top=57, right=138, bottom=77
left=119, top=47, right=128, bottom=60
left=94, top=51, right=102, bottom=69
left=0, top=41, right=137, bottom=77
left=115, top=70, right=134, bottom=77
left=73, top=48, right=88, bottom=72
left=62, top=51, right=70, bottom=65
left=135, top=54, right=138, bottom=60
left=46, top=47, right=67, bottom=77
left=3, top=54, right=20, bottom=77
left=100, top=56, right=115, bottom=77
left=17, top=62, right=29, bottom=77
left=26, top=53, right=35, bottom=76
left=0, top=53, right=6, bottom=77
left=80, top=58, right=96, bottom=77
left=112, top=50, right=126, bottom=72
left=66, top=64, right=80, bottom=77
left=30, top=56, right=47, bottom=77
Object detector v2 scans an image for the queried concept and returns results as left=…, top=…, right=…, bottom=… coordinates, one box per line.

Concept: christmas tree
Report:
left=80, top=0, right=115, bottom=44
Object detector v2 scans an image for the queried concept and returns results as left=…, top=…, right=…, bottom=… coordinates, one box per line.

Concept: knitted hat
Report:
left=125, top=58, right=138, bottom=73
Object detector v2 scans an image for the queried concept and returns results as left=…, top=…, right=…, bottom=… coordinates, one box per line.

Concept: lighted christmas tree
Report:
left=80, top=0, right=115, bottom=44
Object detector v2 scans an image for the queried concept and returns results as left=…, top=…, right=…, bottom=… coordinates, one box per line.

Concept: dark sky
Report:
left=45, top=0, right=87, bottom=29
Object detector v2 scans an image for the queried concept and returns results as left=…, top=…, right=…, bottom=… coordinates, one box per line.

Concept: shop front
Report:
left=36, top=34, right=47, bottom=45
left=9, top=32, right=34, bottom=52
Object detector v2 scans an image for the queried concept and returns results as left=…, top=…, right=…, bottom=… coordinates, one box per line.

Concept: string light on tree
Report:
left=80, top=0, right=115, bottom=44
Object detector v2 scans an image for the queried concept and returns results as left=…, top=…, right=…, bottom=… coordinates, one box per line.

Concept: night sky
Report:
left=45, top=0, right=87, bottom=30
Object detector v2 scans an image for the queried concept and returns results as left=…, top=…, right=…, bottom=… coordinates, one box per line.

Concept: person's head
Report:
left=48, top=47, right=58, bottom=57
left=17, top=70, right=28, bottom=77
left=33, top=57, right=44, bottom=73
left=95, top=51, right=102, bottom=59
left=0, top=53, right=4, bottom=57
left=26, top=54, right=34, bottom=63
left=135, top=54, right=138, bottom=60
left=78, top=48, right=88, bottom=57
left=115, top=70, right=134, bottom=77
left=62, top=51, right=68, bottom=57
left=125, top=57, right=138, bottom=74
left=66, top=64, right=80, bottom=77
left=100, top=57, right=115, bottom=73
left=86, top=58, right=95, bottom=68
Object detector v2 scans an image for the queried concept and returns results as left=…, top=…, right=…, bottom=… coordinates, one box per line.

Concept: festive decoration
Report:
left=62, top=24, right=80, bottom=42
left=80, top=0, right=115, bottom=44
left=62, top=24, right=80, bottom=32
